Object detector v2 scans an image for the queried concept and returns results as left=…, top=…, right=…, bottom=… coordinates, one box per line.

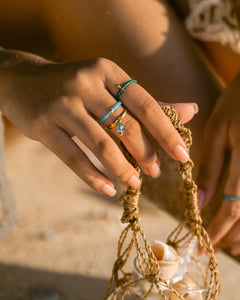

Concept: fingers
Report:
left=197, top=118, right=227, bottom=208
left=158, top=102, right=198, bottom=124
left=218, top=219, right=240, bottom=255
left=206, top=147, right=240, bottom=252
left=85, top=90, right=160, bottom=178
left=105, top=74, right=196, bottom=163
left=206, top=200, right=240, bottom=248
left=40, top=126, right=117, bottom=197
left=60, top=103, right=142, bottom=188
left=109, top=112, right=161, bottom=177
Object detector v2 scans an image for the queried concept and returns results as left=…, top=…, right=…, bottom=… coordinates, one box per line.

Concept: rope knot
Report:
left=146, top=273, right=160, bottom=284
left=120, top=186, right=141, bottom=224
left=113, top=258, right=124, bottom=272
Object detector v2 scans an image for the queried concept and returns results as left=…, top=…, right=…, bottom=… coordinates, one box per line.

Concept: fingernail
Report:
left=101, top=184, right=117, bottom=197
left=127, top=175, right=141, bottom=188
left=198, top=189, right=205, bottom=209
left=193, top=103, right=199, bottom=114
left=148, top=162, right=161, bottom=178
left=173, top=145, right=189, bottom=163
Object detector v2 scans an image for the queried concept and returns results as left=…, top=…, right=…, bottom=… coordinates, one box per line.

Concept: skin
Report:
left=198, top=72, right=240, bottom=257
left=0, top=0, right=239, bottom=258
left=0, top=50, right=196, bottom=196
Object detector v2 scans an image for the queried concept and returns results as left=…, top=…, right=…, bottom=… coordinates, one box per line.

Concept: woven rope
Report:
left=105, top=105, right=220, bottom=300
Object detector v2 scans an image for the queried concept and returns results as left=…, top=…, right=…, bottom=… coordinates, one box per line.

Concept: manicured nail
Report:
left=148, top=162, right=161, bottom=178
left=127, top=175, right=141, bottom=188
left=101, top=184, right=117, bottom=197
left=198, top=189, right=205, bottom=209
left=173, top=145, right=189, bottom=163
left=193, top=103, right=199, bottom=114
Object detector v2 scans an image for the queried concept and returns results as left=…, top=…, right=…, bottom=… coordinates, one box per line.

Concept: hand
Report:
left=197, top=72, right=240, bottom=256
left=0, top=50, right=197, bottom=196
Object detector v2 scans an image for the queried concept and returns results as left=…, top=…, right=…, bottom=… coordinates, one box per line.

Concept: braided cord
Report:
left=105, top=105, right=220, bottom=300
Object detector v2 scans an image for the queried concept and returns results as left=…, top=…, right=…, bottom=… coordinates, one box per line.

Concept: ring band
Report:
left=222, top=195, right=240, bottom=201
left=108, top=108, right=127, bottom=135
left=99, top=100, right=123, bottom=124
left=99, top=79, right=136, bottom=126
left=116, top=79, right=137, bottom=100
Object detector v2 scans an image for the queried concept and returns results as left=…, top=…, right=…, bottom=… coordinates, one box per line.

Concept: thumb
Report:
left=197, top=120, right=227, bottom=208
left=158, top=102, right=198, bottom=124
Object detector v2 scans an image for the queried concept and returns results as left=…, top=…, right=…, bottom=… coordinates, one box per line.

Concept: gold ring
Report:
left=108, top=108, right=127, bottom=135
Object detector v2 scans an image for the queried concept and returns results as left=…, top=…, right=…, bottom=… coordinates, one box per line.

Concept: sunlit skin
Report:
left=0, top=0, right=240, bottom=259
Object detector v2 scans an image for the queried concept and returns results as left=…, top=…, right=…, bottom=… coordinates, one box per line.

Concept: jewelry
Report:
left=108, top=108, right=127, bottom=135
left=99, top=100, right=122, bottom=124
left=222, top=195, right=240, bottom=201
left=116, top=79, right=137, bottom=100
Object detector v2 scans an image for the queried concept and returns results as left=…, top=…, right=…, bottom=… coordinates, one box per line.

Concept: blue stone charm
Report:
left=117, top=123, right=125, bottom=135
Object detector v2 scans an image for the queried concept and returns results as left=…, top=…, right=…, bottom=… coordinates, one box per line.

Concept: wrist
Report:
left=0, top=48, right=53, bottom=116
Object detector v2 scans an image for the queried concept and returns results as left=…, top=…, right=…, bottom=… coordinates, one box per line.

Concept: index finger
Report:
left=106, top=74, right=191, bottom=163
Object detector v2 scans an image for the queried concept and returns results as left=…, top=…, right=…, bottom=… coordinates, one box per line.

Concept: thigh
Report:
left=44, top=0, right=221, bottom=115
left=44, top=0, right=223, bottom=217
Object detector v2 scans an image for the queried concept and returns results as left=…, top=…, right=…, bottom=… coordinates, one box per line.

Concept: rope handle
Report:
left=108, top=104, right=220, bottom=300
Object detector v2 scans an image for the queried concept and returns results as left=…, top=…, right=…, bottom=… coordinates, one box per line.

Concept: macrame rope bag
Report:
left=105, top=105, right=220, bottom=300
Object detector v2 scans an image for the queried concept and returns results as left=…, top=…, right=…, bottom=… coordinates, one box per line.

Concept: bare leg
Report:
left=44, top=0, right=223, bottom=219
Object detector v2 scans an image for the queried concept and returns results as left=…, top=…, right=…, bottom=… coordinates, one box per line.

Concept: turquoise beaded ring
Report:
left=115, top=79, right=137, bottom=100
left=98, top=79, right=137, bottom=136
left=222, top=195, right=240, bottom=201
left=99, top=100, right=123, bottom=124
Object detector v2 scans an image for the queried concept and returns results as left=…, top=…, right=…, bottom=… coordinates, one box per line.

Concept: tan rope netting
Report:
left=105, top=105, right=220, bottom=300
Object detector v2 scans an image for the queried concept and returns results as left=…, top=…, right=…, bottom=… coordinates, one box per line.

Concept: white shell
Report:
left=171, top=279, right=203, bottom=300
left=150, top=241, right=180, bottom=281
left=151, top=240, right=179, bottom=262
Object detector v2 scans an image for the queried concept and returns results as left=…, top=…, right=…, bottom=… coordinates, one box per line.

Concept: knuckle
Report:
left=139, top=99, right=160, bottom=117
left=123, top=118, right=140, bottom=137
left=160, top=131, right=176, bottom=147
left=94, top=57, right=113, bottom=71
left=227, top=202, right=240, bottom=220
left=65, top=155, right=82, bottom=169
left=115, top=168, right=132, bottom=183
left=222, top=200, right=240, bottom=222
left=142, top=149, right=156, bottom=167
left=29, top=115, right=52, bottom=140
left=96, top=138, right=116, bottom=159
left=85, top=174, right=100, bottom=191
left=75, top=72, right=92, bottom=94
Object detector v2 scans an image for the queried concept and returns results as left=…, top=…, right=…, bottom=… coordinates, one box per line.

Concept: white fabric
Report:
left=186, top=0, right=240, bottom=54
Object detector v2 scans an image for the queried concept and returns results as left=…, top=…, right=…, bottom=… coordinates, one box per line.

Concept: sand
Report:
left=0, top=126, right=239, bottom=299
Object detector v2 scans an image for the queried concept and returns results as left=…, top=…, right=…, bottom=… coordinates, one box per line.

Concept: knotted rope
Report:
left=105, top=105, right=220, bottom=300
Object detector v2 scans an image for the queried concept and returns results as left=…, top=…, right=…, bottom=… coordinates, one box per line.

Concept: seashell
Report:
left=171, top=279, right=203, bottom=300
left=151, top=241, right=179, bottom=262
left=150, top=241, right=180, bottom=281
